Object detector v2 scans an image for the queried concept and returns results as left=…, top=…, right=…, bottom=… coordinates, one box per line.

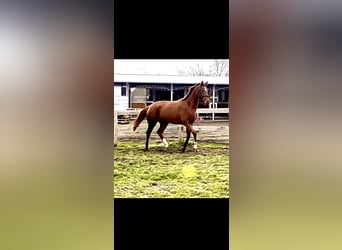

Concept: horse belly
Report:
left=159, top=112, right=183, bottom=124
left=160, top=107, right=194, bottom=124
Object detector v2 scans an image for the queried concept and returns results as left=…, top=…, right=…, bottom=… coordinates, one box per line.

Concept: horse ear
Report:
left=205, top=81, right=208, bottom=86
left=200, top=81, right=204, bottom=85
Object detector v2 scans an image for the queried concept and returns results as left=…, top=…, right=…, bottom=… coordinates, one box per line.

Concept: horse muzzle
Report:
left=202, top=97, right=210, bottom=106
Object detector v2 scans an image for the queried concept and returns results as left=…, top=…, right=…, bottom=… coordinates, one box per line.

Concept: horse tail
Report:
left=133, top=106, right=149, bottom=131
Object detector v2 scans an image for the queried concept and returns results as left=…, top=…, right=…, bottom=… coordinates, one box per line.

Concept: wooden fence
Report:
left=116, top=108, right=229, bottom=122
left=114, top=111, right=118, bottom=146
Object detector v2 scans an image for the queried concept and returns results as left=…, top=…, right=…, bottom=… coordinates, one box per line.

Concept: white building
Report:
left=113, top=73, right=229, bottom=120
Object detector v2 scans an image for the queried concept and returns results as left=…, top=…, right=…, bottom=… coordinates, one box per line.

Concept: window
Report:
left=121, top=86, right=127, bottom=96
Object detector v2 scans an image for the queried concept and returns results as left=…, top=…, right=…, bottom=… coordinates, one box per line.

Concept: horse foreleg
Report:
left=182, top=128, right=191, bottom=153
left=193, top=141, right=198, bottom=151
left=184, top=124, right=198, bottom=152
left=192, top=132, right=198, bottom=152
left=157, top=121, right=169, bottom=150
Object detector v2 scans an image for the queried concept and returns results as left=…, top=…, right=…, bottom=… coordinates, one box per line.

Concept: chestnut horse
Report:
left=133, top=81, right=210, bottom=152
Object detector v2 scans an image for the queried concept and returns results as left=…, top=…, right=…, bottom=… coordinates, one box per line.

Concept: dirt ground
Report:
left=116, top=120, right=229, bottom=144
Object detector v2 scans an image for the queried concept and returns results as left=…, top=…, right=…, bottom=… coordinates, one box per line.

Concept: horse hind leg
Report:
left=157, top=121, right=169, bottom=150
left=145, top=120, right=157, bottom=151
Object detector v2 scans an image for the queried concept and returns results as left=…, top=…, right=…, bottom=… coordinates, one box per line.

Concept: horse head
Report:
left=199, top=81, right=210, bottom=106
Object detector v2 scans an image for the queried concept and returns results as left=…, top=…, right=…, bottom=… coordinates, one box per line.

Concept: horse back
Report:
left=146, top=101, right=196, bottom=124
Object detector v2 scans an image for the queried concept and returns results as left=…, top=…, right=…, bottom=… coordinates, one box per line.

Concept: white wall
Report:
left=114, top=86, right=128, bottom=110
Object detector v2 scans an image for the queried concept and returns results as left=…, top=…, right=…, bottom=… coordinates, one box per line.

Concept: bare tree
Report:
left=176, top=64, right=206, bottom=76
left=209, top=60, right=229, bottom=76
left=176, top=60, right=228, bottom=76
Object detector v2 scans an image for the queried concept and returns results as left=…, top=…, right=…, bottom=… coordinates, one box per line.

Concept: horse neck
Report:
left=184, top=87, right=201, bottom=109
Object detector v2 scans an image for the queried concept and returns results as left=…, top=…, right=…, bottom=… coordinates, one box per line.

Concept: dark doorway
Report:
left=173, top=89, right=186, bottom=100
left=155, top=89, right=170, bottom=101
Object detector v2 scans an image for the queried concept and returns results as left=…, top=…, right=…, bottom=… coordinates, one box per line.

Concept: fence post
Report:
left=114, top=111, right=119, bottom=146
left=178, top=125, right=183, bottom=140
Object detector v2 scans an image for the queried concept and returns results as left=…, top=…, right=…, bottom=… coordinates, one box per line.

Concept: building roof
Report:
left=114, top=74, right=229, bottom=85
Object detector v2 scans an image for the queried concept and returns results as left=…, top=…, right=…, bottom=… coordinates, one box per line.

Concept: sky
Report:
left=114, top=59, right=229, bottom=75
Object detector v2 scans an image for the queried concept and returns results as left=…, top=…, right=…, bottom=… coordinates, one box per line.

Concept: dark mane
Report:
left=181, top=83, right=200, bottom=101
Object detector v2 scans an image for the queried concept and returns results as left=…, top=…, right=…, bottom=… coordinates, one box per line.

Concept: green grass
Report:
left=114, top=140, right=229, bottom=198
